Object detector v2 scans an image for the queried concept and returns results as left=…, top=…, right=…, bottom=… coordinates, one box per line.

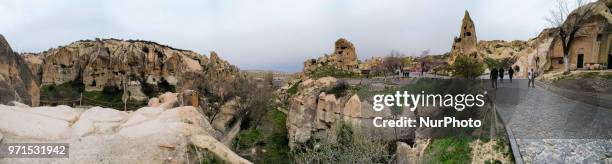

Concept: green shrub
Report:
left=451, top=55, right=485, bottom=79
left=483, top=57, right=501, bottom=69
left=322, top=80, right=349, bottom=97
left=287, top=81, right=301, bottom=95
left=102, top=85, right=120, bottom=95
left=40, top=81, right=85, bottom=100
left=579, top=72, right=597, bottom=79
left=234, top=127, right=263, bottom=149
left=291, top=122, right=392, bottom=163
left=232, top=107, right=290, bottom=163
left=83, top=90, right=124, bottom=105
left=140, top=78, right=177, bottom=98
left=311, top=65, right=359, bottom=79
left=424, top=136, right=473, bottom=164
left=158, top=77, right=176, bottom=93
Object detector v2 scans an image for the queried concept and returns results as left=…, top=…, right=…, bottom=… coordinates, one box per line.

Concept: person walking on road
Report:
left=528, top=68, right=535, bottom=88
left=498, top=67, right=504, bottom=83
left=508, top=67, right=514, bottom=83
left=420, top=61, right=425, bottom=78
left=490, top=68, right=498, bottom=89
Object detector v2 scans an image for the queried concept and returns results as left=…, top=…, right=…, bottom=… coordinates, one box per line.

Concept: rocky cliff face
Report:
left=25, top=39, right=240, bottom=102
left=0, top=34, right=39, bottom=106
left=286, top=77, right=363, bottom=148
left=302, top=38, right=359, bottom=77
left=285, top=77, right=416, bottom=149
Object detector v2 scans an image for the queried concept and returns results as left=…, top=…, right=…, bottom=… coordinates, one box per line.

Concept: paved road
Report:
left=487, top=79, right=612, bottom=163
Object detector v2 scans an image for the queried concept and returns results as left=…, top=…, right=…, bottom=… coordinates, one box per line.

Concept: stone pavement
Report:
left=486, top=79, right=612, bottom=163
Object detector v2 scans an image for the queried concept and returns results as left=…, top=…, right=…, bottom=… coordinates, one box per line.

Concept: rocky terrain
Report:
left=24, top=38, right=240, bottom=103
left=0, top=35, right=257, bottom=163
left=0, top=34, right=39, bottom=106
left=0, top=92, right=250, bottom=164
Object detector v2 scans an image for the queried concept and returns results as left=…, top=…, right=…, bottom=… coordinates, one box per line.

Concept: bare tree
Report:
left=546, top=0, right=594, bottom=74
left=382, top=50, right=404, bottom=79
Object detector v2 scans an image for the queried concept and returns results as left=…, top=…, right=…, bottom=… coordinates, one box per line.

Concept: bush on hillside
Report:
left=451, top=55, right=485, bottom=79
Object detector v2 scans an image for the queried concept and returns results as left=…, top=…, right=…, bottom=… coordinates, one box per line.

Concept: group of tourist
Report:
left=490, top=67, right=515, bottom=88
left=490, top=67, right=536, bottom=89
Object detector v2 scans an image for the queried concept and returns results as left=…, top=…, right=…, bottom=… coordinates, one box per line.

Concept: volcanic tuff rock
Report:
left=449, top=11, right=482, bottom=64
left=302, top=38, right=359, bottom=77
left=0, top=34, right=39, bottom=106
left=286, top=77, right=363, bottom=148
left=285, top=76, right=417, bottom=149
left=479, top=40, right=527, bottom=60
left=511, top=29, right=556, bottom=78
left=0, top=93, right=250, bottom=164
left=24, top=39, right=241, bottom=101
left=396, top=139, right=430, bottom=164
left=211, top=97, right=241, bottom=132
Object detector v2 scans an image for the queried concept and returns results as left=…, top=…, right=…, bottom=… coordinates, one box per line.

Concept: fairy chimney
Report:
left=449, top=10, right=481, bottom=64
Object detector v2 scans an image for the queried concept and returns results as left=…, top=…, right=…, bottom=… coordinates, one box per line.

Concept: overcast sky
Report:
left=0, top=0, right=570, bottom=72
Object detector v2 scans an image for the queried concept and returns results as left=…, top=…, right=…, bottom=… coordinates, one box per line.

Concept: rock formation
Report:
left=211, top=97, right=241, bottom=131
left=302, top=38, right=359, bottom=77
left=24, top=39, right=241, bottom=102
left=286, top=77, right=362, bottom=148
left=479, top=40, right=527, bottom=60
left=396, top=139, right=430, bottom=164
left=0, top=34, right=39, bottom=106
left=285, top=76, right=415, bottom=149
left=0, top=93, right=250, bottom=164
left=449, top=11, right=482, bottom=64
left=511, top=29, right=556, bottom=78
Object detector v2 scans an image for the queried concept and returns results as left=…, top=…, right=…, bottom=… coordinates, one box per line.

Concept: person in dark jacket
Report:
left=490, top=68, right=498, bottom=88
left=508, top=67, right=514, bottom=83
left=498, top=67, right=504, bottom=83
